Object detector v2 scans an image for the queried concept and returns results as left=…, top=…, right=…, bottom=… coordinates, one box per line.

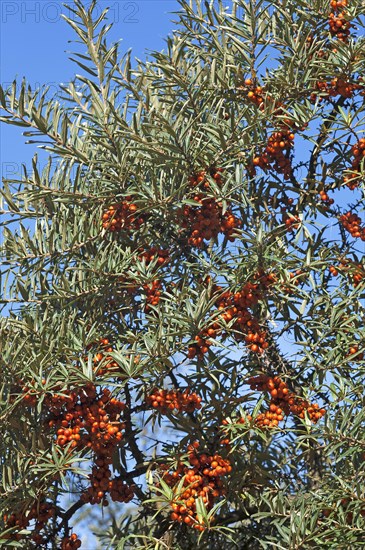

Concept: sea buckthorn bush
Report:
left=1, top=0, right=365, bottom=548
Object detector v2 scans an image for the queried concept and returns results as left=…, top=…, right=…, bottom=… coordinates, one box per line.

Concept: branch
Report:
left=124, top=383, right=146, bottom=468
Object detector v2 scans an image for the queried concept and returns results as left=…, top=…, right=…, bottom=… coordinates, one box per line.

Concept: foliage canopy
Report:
left=1, top=0, right=365, bottom=548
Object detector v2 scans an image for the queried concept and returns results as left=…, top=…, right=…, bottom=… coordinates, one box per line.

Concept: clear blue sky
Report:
left=0, top=0, right=179, bottom=182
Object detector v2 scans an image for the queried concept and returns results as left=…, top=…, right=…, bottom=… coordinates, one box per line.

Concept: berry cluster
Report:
left=161, top=442, right=231, bottom=530
left=47, top=385, right=125, bottom=456
left=187, top=326, right=219, bottom=358
left=181, top=197, right=241, bottom=248
left=305, top=35, right=328, bottom=61
left=139, top=247, right=170, bottom=267
left=243, top=78, right=266, bottom=110
left=91, top=338, right=119, bottom=376
left=248, top=375, right=326, bottom=426
left=82, top=457, right=111, bottom=505
left=61, top=534, right=82, bottom=550
left=344, top=139, right=365, bottom=190
left=281, top=270, right=302, bottom=295
left=188, top=273, right=276, bottom=358
left=109, top=477, right=135, bottom=503
left=22, top=384, right=38, bottom=406
left=340, top=212, right=365, bottom=240
left=242, top=78, right=303, bottom=131
left=143, top=279, right=162, bottom=311
left=329, top=264, right=339, bottom=277
left=41, top=384, right=132, bottom=506
left=329, top=0, right=351, bottom=42
left=330, top=0, right=347, bottom=8
left=82, top=457, right=134, bottom=506
left=102, top=197, right=145, bottom=232
left=282, top=212, right=301, bottom=232
left=118, top=248, right=168, bottom=313
left=117, top=247, right=169, bottom=306
left=220, top=416, right=252, bottom=446
left=241, top=79, right=293, bottom=121
left=3, top=499, right=55, bottom=544
left=146, top=388, right=202, bottom=414
left=348, top=264, right=365, bottom=287
left=216, top=275, right=276, bottom=352
left=253, top=129, right=295, bottom=179
left=255, top=402, right=285, bottom=428
left=181, top=166, right=241, bottom=247
left=336, top=258, right=365, bottom=286
left=269, top=196, right=304, bottom=230
left=188, top=167, right=224, bottom=191
left=310, top=78, right=362, bottom=103
left=318, top=189, right=334, bottom=205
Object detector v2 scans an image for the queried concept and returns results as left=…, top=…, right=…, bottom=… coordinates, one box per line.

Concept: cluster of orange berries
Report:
left=187, top=325, right=219, bottom=358
left=305, top=35, right=327, bottom=61
left=82, top=464, right=133, bottom=506
left=138, top=247, right=170, bottom=267
left=340, top=212, right=365, bottom=240
left=188, top=273, right=276, bottom=358
left=90, top=338, right=119, bottom=376
left=82, top=458, right=134, bottom=506
left=22, top=384, right=39, bottom=406
left=330, top=258, right=365, bottom=286
left=188, top=330, right=212, bottom=359
left=42, top=383, right=132, bottom=506
left=181, top=167, right=241, bottom=247
left=102, top=197, right=144, bottom=232
left=82, top=457, right=112, bottom=505
left=242, top=79, right=303, bottom=132
left=161, top=442, right=231, bottom=530
left=181, top=197, right=241, bottom=248
left=344, top=139, right=365, bottom=190
left=330, top=0, right=347, bottom=8
left=3, top=499, right=55, bottom=544
left=318, top=189, right=334, bottom=205
left=310, top=78, right=362, bottom=102
left=188, top=167, right=224, bottom=191
left=255, top=402, right=286, bottom=428
left=347, top=263, right=365, bottom=287
left=220, top=415, right=255, bottom=445
left=242, top=79, right=293, bottom=120
left=143, top=279, right=162, bottom=311
left=118, top=248, right=169, bottom=311
left=247, top=375, right=326, bottom=426
left=220, top=301, right=268, bottom=352
left=268, top=196, right=302, bottom=229
left=243, top=78, right=266, bottom=110
left=109, top=476, right=135, bottom=503
left=282, top=212, right=301, bottom=232
left=253, top=129, right=295, bottom=180
left=146, top=388, right=202, bottom=414
left=216, top=275, right=276, bottom=352
left=329, top=0, right=351, bottom=42
left=46, top=385, right=125, bottom=456
left=329, top=264, right=339, bottom=277
left=61, top=534, right=82, bottom=550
